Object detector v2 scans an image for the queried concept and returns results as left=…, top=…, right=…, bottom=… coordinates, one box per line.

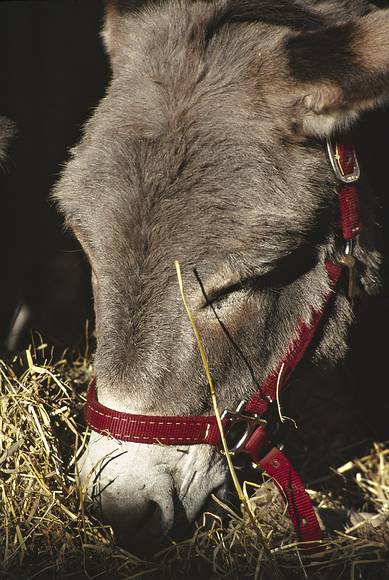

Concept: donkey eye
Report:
left=204, top=277, right=263, bottom=309
left=203, top=262, right=300, bottom=309
left=205, top=288, right=242, bottom=309
left=203, top=245, right=319, bottom=308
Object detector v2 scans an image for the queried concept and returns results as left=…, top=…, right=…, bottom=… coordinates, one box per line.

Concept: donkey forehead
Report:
left=56, top=0, right=340, bottom=268
left=60, top=100, right=332, bottom=275
left=67, top=127, right=330, bottom=273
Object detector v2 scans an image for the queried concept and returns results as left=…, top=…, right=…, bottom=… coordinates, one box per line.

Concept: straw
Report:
left=0, top=341, right=388, bottom=579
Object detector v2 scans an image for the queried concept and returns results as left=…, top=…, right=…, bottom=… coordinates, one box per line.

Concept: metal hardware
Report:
left=220, top=400, right=267, bottom=455
left=326, top=139, right=360, bottom=184
left=338, top=240, right=357, bottom=302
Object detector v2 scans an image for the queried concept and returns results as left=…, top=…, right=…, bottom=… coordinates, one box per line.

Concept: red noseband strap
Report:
left=86, top=382, right=222, bottom=444
left=85, top=138, right=361, bottom=550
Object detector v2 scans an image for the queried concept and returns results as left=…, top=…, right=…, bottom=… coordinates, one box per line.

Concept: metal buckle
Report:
left=338, top=239, right=358, bottom=303
left=326, top=138, right=360, bottom=184
left=220, top=400, right=267, bottom=455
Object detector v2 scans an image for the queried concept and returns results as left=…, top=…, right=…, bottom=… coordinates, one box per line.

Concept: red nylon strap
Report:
left=336, top=141, right=361, bottom=240
left=258, top=447, right=323, bottom=545
left=245, top=261, right=341, bottom=416
left=339, top=183, right=361, bottom=240
left=86, top=383, right=221, bottom=444
left=243, top=435, right=323, bottom=546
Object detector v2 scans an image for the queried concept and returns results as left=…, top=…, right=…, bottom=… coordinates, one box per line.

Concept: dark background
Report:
left=0, top=1, right=388, bottom=443
left=0, top=0, right=110, bottom=351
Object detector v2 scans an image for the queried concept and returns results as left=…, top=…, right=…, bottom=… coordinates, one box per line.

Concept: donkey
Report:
left=53, top=0, right=387, bottom=552
left=0, top=116, right=14, bottom=168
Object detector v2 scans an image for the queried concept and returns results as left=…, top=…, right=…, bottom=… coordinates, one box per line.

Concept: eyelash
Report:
left=205, top=291, right=239, bottom=309
left=204, top=277, right=265, bottom=308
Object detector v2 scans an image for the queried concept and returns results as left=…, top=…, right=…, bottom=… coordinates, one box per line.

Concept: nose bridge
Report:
left=94, top=337, right=201, bottom=418
left=95, top=300, right=190, bottom=410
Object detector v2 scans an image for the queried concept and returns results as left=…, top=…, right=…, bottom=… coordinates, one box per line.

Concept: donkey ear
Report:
left=102, top=0, right=124, bottom=60
left=287, top=10, right=389, bottom=136
left=102, top=0, right=141, bottom=61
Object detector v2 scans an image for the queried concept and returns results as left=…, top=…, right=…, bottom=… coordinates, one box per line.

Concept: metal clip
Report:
left=338, top=240, right=358, bottom=303
left=326, top=139, right=360, bottom=184
left=220, top=400, right=267, bottom=455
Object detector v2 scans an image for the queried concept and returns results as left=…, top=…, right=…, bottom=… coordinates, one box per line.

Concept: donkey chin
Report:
left=79, top=431, right=228, bottom=553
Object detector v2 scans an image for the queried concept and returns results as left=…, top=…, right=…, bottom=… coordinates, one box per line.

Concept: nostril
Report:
left=137, top=499, right=172, bottom=538
left=141, top=500, right=158, bottom=527
left=106, top=494, right=174, bottom=554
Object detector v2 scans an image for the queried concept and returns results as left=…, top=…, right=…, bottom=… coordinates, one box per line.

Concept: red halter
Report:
left=85, top=137, right=361, bottom=548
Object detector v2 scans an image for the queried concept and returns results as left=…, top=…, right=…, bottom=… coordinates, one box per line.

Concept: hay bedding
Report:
left=0, top=344, right=388, bottom=580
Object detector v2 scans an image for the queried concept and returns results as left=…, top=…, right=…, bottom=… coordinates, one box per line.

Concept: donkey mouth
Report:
left=169, top=481, right=230, bottom=543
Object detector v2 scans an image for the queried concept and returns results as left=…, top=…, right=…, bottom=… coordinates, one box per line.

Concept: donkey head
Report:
left=53, top=0, right=386, bottom=552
